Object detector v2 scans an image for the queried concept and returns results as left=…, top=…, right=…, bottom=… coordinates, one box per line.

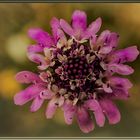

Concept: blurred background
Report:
left=0, top=3, right=140, bottom=137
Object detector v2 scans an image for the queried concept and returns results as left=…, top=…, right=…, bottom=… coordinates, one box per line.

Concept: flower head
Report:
left=14, top=10, right=139, bottom=133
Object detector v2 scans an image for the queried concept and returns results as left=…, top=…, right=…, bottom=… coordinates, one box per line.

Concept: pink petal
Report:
left=110, top=46, right=139, bottom=63
left=60, top=19, right=74, bottom=36
left=30, top=96, right=44, bottom=112
left=50, top=17, right=60, bottom=43
left=27, top=53, right=47, bottom=70
left=15, top=71, right=42, bottom=84
left=45, top=98, right=58, bottom=119
left=110, top=77, right=133, bottom=90
left=28, top=28, right=54, bottom=48
left=62, top=101, right=76, bottom=125
left=83, top=17, right=102, bottom=39
left=72, top=10, right=87, bottom=30
left=97, top=30, right=111, bottom=43
left=108, top=63, right=134, bottom=75
left=27, top=45, right=44, bottom=53
left=84, top=99, right=105, bottom=127
left=99, top=99, right=121, bottom=124
left=111, top=88, right=130, bottom=100
left=76, top=107, right=94, bottom=133
left=14, top=84, right=45, bottom=106
left=99, top=32, right=119, bottom=54
left=39, top=89, right=53, bottom=99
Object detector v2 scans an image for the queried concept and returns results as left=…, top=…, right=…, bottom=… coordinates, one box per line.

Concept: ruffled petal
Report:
left=84, top=99, right=105, bottom=127
left=62, top=101, right=76, bottom=125
left=30, top=96, right=44, bottom=112
left=109, top=46, right=139, bottom=63
left=83, top=17, right=102, bottom=39
left=99, top=99, right=121, bottom=124
left=15, top=71, right=42, bottom=84
left=45, top=98, right=58, bottom=119
left=108, top=63, right=134, bottom=75
left=76, top=107, right=94, bottom=133
left=14, top=84, right=45, bottom=106
left=27, top=45, right=44, bottom=53
left=60, top=19, right=74, bottom=36
left=28, top=28, right=54, bottom=47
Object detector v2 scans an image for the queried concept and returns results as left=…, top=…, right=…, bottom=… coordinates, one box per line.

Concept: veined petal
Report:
left=14, top=84, right=45, bottom=106
left=76, top=107, right=94, bottom=133
left=30, top=96, right=44, bottom=112
left=45, top=98, right=58, bottom=119
left=109, top=46, right=139, bottom=63
left=108, top=63, right=134, bottom=75
left=60, top=19, right=74, bottom=36
left=84, top=99, right=105, bottom=127
left=99, top=99, right=121, bottom=124
left=15, top=71, right=42, bottom=84
left=28, top=28, right=54, bottom=47
left=62, top=101, right=76, bottom=125
left=83, top=17, right=102, bottom=39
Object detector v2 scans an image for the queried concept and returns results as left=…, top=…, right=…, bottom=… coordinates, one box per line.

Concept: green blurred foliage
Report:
left=0, top=3, right=140, bottom=137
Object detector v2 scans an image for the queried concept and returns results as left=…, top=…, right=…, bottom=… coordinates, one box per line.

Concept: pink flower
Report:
left=14, top=10, right=139, bottom=133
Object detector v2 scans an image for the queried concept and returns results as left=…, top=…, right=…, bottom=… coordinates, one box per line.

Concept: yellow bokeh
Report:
left=0, top=69, right=21, bottom=99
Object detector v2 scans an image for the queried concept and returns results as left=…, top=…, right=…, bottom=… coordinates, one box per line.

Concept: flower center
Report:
left=44, top=39, right=107, bottom=103
left=63, top=56, right=91, bottom=80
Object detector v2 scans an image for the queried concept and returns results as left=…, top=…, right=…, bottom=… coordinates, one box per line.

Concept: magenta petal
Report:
left=108, top=32, right=119, bottom=48
left=50, top=17, right=60, bottom=43
left=30, top=96, right=44, bottom=112
left=27, top=53, right=47, bottom=70
left=108, top=63, right=134, bottom=75
left=62, top=101, right=76, bottom=125
left=60, top=19, right=74, bottom=36
left=110, top=77, right=133, bottom=90
left=28, top=28, right=54, bottom=47
left=99, top=32, right=119, bottom=54
left=97, top=30, right=111, bottom=43
left=83, top=17, right=102, bottom=39
left=15, top=71, right=42, bottom=84
left=111, top=88, right=130, bottom=100
left=110, top=46, right=139, bottom=63
left=72, top=10, right=87, bottom=31
left=46, top=98, right=57, bottom=119
left=39, top=89, right=53, bottom=99
left=99, top=99, right=121, bottom=124
left=76, top=107, right=94, bottom=133
left=14, top=84, right=45, bottom=106
left=28, top=45, right=44, bottom=53
left=84, top=99, right=105, bottom=127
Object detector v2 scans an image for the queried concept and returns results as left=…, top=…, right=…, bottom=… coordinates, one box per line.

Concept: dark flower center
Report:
left=47, top=41, right=107, bottom=102
left=63, top=56, right=91, bottom=80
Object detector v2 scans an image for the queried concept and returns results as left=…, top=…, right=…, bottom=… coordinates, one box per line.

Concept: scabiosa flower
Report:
left=14, top=10, right=139, bottom=133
